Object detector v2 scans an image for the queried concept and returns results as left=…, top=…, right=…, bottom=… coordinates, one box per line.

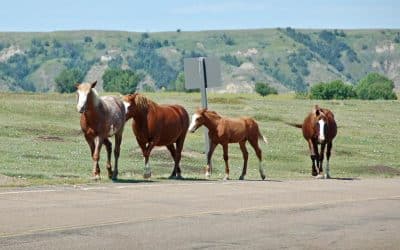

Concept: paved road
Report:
left=0, top=178, right=399, bottom=250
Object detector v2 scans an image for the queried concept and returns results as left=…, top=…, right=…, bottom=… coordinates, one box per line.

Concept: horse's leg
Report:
left=222, top=144, right=230, bottom=181
left=112, top=131, right=123, bottom=180
left=325, top=142, right=333, bottom=179
left=239, top=141, right=248, bottom=180
left=313, top=141, right=322, bottom=177
left=174, top=134, right=186, bottom=179
left=166, top=144, right=177, bottom=179
left=103, top=138, right=113, bottom=179
left=143, top=141, right=155, bottom=179
left=307, top=140, right=318, bottom=176
left=92, top=136, right=103, bottom=180
left=249, top=138, right=266, bottom=180
left=206, top=142, right=217, bottom=178
left=319, top=143, right=326, bottom=178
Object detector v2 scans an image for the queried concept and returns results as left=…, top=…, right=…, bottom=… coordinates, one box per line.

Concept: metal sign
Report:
left=184, top=57, right=221, bottom=89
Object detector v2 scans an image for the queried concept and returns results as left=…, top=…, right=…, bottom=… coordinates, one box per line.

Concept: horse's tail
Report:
left=284, top=122, right=302, bottom=129
left=258, top=128, right=268, bottom=144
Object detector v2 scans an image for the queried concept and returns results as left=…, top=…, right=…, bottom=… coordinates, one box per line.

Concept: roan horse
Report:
left=76, top=81, right=125, bottom=180
left=288, top=105, right=337, bottom=178
left=122, top=93, right=189, bottom=179
left=188, top=108, right=267, bottom=180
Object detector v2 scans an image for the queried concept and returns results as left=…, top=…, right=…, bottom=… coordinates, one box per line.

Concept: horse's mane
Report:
left=204, top=110, right=222, bottom=120
left=134, top=94, right=158, bottom=112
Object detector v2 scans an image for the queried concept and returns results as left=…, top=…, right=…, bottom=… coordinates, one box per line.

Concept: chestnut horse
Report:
left=122, top=93, right=189, bottom=179
left=288, top=105, right=337, bottom=178
left=76, top=81, right=125, bottom=180
left=188, top=108, right=267, bottom=180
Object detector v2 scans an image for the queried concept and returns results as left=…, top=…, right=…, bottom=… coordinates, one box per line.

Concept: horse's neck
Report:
left=86, top=92, right=103, bottom=116
left=203, top=112, right=221, bottom=131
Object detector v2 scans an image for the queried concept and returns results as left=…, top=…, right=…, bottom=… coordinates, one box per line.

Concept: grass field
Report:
left=0, top=91, right=399, bottom=187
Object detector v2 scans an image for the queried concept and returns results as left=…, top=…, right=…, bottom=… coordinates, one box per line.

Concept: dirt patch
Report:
left=367, top=165, right=400, bottom=175
left=0, top=174, right=26, bottom=186
left=36, top=135, right=64, bottom=142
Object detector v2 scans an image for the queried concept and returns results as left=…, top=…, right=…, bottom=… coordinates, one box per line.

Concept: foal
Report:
left=189, top=108, right=267, bottom=180
left=76, top=81, right=125, bottom=180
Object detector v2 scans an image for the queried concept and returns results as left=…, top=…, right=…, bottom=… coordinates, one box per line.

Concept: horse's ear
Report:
left=91, top=81, right=97, bottom=88
left=74, top=83, right=80, bottom=89
left=313, top=105, right=320, bottom=116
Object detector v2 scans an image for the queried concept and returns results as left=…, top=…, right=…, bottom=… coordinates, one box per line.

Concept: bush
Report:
left=95, top=42, right=106, bottom=50
left=102, top=68, right=141, bottom=94
left=55, top=69, right=85, bottom=93
left=310, top=80, right=355, bottom=100
left=255, top=82, right=278, bottom=96
left=355, top=73, right=397, bottom=100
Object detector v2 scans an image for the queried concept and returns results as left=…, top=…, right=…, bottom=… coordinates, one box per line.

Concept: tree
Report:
left=355, top=73, right=397, bottom=100
left=55, top=69, right=85, bottom=93
left=255, top=82, right=278, bottom=96
left=102, top=68, right=141, bottom=94
left=84, top=36, right=93, bottom=43
left=173, top=72, right=186, bottom=92
left=310, top=80, right=355, bottom=100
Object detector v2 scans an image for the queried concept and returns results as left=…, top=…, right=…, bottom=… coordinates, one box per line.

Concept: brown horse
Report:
left=122, top=93, right=189, bottom=179
left=288, top=105, right=337, bottom=178
left=76, top=81, right=125, bottom=180
left=188, top=108, right=267, bottom=180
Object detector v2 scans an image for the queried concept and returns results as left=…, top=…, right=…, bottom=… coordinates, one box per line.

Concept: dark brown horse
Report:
left=122, top=93, right=189, bottom=179
left=288, top=105, right=337, bottom=178
left=76, top=81, right=125, bottom=180
left=188, top=108, right=267, bottom=180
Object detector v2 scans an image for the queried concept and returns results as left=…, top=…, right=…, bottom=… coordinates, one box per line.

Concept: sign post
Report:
left=184, top=57, right=221, bottom=155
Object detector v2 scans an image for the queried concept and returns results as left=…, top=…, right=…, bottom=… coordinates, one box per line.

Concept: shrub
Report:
left=310, top=80, right=355, bottom=100
left=355, top=73, right=397, bottom=100
left=55, top=69, right=85, bottom=93
left=255, top=82, right=278, bottom=96
left=102, top=68, right=141, bottom=94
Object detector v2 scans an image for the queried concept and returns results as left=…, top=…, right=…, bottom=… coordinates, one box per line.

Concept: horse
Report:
left=122, top=93, right=189, bottom=179
left=75, top=81, right=125, bottom=180
left=287, top=105, right=337, bottom=178
left=188, top=108, right=267, bottom=181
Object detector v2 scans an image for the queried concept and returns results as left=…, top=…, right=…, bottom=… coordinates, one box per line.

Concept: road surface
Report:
left=0, top=178, right=400, bottom=249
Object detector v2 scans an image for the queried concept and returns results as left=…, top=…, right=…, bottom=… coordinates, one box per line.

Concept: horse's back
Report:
left=159, top=104, right=189, bottom=129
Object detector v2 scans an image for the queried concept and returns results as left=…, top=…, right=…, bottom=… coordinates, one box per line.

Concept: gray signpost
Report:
left=184, top=57, right=222, bottom=154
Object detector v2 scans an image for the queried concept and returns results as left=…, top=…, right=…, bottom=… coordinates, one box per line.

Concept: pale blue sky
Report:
left=1, top=0, right=399, bottom=32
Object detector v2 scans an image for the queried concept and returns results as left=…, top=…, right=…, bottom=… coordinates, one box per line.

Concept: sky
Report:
left=0, top=0, right=399, bottom=32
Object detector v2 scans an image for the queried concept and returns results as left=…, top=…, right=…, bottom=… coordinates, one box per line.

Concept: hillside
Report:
left=0, top=28, right=400, bottom=93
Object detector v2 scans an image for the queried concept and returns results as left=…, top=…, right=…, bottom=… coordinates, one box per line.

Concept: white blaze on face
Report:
left=76, top=90, right=88, bottom=112
left=189, top=113, right=201, bottom=132
left=123, top=101, right=131, bottom=114
left=318, top=119, right=326, bottom=142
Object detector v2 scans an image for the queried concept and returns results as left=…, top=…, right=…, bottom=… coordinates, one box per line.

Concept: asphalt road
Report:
left=0, top=178, right=399, bottom=250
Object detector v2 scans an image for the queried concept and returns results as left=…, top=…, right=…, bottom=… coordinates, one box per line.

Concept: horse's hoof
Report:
left=143, top=172, right=152, bottom=179
left=261, top=174, right=266, bottom=180
left=324, top=174, right=331, bottom=179
left=239, top=175, right=244, bottom=180
left=92, top=175, right=101, bottom=181
left=223, top=176, right=230, bottom=181
left=205, top=172, right=211, bottom=179
left=168, top=175, right=176, bottom=179
left=315, top=174, right=324, bottom=179
left=175, top=175, right=183, bottom=180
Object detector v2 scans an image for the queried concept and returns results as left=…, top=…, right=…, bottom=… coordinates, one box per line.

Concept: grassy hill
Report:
left=0, top=92, right=399, bottom=186
left=0, top=28, right=400, bottom=93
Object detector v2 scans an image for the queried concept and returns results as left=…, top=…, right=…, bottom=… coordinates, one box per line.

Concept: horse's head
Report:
left=188, top=108, right=207, bottom=133
left=122, top=93, right=138, bottom=120
left=75, top=81, right=97, bottom=113
left=313, top=105, right=328, bottom=143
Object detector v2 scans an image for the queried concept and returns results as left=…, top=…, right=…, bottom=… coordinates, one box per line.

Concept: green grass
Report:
left=0, top=92, right=399, bottom=187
